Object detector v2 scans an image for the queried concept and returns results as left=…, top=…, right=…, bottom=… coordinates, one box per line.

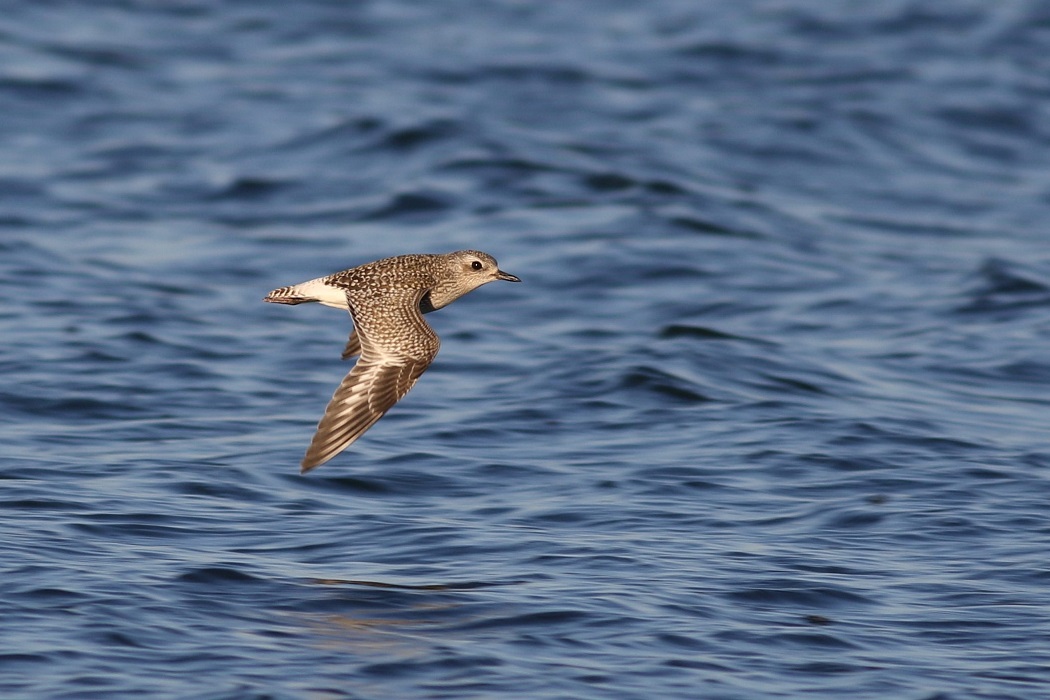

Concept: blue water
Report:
left=3, top=1, right=1050, bottom=698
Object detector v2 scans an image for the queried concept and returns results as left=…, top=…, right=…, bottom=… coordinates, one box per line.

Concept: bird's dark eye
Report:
left=471, top=260, right=483, bottom=270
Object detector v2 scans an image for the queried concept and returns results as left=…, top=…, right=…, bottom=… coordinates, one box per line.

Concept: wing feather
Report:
left=341, top=330, right=361, bottom=360
left=300, top=355, right=434, bottom=473
left=299, top=286, right=439, bottom=473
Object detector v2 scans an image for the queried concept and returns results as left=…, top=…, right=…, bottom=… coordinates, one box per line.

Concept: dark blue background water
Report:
left=3, top=2, right=1050, bottom=698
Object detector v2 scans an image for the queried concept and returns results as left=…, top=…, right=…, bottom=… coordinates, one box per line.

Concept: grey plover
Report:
left=265, top=250, right=520, bottom=473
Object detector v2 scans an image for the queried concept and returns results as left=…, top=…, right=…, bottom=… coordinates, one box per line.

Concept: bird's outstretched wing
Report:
left=301, top=287, right=440, bottom=473
left=300, top=353, right=435, bottom=472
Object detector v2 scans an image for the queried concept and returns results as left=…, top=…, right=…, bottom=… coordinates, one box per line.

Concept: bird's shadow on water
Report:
left=282, top=577, right=533, bottom=652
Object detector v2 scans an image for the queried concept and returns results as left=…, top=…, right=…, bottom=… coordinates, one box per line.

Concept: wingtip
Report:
left=301, top=450, right=334, bottom=474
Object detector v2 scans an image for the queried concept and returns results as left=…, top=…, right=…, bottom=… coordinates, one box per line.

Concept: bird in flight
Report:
left=265, top=250, right=520, bottom=473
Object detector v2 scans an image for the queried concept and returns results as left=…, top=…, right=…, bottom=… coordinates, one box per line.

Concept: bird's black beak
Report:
left=497, top=270, right=521, bottom=283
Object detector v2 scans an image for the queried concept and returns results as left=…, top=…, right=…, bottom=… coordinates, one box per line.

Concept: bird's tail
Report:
left=263, top=284, right=315, bottom=305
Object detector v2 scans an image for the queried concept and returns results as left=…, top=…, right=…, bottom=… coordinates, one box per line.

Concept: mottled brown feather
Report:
left=340, top=330, right=361, bottom=360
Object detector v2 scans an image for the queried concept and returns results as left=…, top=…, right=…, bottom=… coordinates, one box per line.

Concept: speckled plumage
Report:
left=264, top=250, right=520, bottom=473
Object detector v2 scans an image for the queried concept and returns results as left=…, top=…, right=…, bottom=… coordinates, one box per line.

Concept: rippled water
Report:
left=3, top=2, right=1050, bottom=698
